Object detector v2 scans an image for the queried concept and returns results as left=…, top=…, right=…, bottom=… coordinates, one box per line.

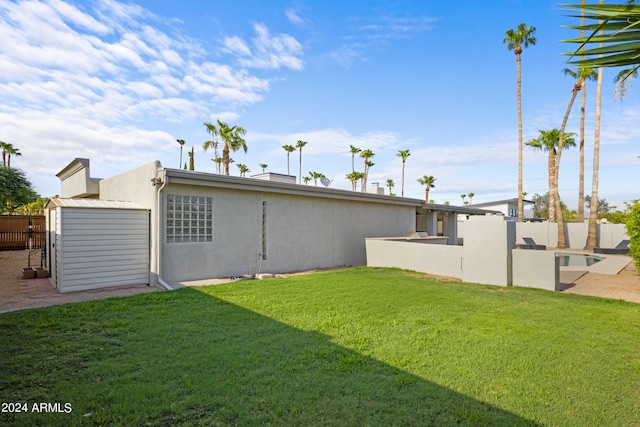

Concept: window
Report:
left=166, top=195, right=212, bottom=243
left=261, top=201, right=267, bottom=260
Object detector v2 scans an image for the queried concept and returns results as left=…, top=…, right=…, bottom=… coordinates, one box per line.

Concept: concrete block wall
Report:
left=365, top=238, right=463, bottom=278
left=512, top=250, right=560, bottom=291
left=462, top=216, right=515, bottom=286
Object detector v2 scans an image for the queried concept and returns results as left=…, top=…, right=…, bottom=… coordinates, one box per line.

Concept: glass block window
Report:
left=166, top=195, right=212, bottom=243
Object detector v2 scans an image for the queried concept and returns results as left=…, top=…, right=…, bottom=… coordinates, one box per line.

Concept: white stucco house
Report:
left=466, top=198, right=535, bottom=219
left=45, top=159, right=496, bottom=292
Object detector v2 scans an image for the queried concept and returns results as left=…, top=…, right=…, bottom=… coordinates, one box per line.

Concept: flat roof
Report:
left=162, top=168, right=426, bottom=207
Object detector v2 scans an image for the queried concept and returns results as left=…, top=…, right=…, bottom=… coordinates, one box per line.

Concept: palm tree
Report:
left=203, top=120, right=246, bottom=175
left=349, top=145, right=361, bottom=173
left=460, top=194, right=467, bottom=205
left=554, top=67, right=595, bottom=248
left=359, top=149, right=375, bottom=192
left=526, top=129, right=576, bottom=222
left=577, top=0, right=587, bottom=223
left=176, top=139, right=186, bottom=169
left=283, top=144, right=296, bottom=175
left=237, top=163, right=250, bottom=177
left=467, top=192, right=475, bottom=204
left=0, top=141, right=7, bottom=167
left=259, top=163, right=268, bottom=173
left=310, top=171, right=325, bottom=186
left=386, top=179, right=395, bottom=196
left=562, top=66, right=597, bottom=223
left=213, top=157, right=223, bottom=174
left=396, top=149, right=410, bottom=196
left=417, top=175, right=436, bottom=202
left=504, top=23, right=537, bottom=222
left=587, top=5, right=606, bottom=249
left=564, top=2, right=640, bottom=71
left=302, top=176, right=311, bottom=185
left=1, top=142, right=21, bottom=169
left=296, top=140, right=308, bottom=184
left=346, top=171, right=364, bottom=191
left=188, top=147, right=195, bottom=171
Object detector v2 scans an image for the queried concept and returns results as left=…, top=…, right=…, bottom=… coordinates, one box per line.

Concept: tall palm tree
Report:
left=237, top=163, right=250, bottom=177
left=176, top=139, right=186, bottom=169
left=554, top=67, right=593, bottom=248
left=203, top=120, right=246, bottom=175
left=460, top=194, right=467, bottom=205
left=1, top=142, right=21, bottom=169
left=504, top=23, right=537, bottom=222
left=396, top=149, right=410, bottom=196
left=296, top=140, right=308, bottom=184
left=417, top=176, right=436, bottom=202
left=213, top=157, right=223, bottom=174
left=303, top=176, right=311, bottom=185
left=562, top=67, right=596, bottom=220
left=0, top=141, right=7, bottom=167
left=188, top=147, right=195, bottom=171
left=359, top=149, right=375, bottom=192
left=310, top=171, right=325, bottom=186
left=467, top=192, right=475, bottom=204
left=349, top=145, right=361, bottom=173
left=259, top=163, right=268, bottom=173
left=283, top=144, right=296, bottom=175
left=577, top=0, right=587, bottom=223
left=346, top=171, right=364, bottom=191
left=526, top=129, right=576, bottom=222
left=587, top=3, right=606, bottom=249
left=386, top=179, right=395, bottom=196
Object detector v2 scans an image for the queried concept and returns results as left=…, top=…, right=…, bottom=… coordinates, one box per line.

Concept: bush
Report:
left=626, top=201, right=640, bottom=271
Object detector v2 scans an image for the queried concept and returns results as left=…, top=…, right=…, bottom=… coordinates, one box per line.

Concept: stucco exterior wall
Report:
left=99, top=161, right=163, bottom=284
left=365, top=239, right=463, bottom=278
left=462, top=216, right=515, bottom=286
left=515, top=222, right=628, bottom=249
left=512, top=249, right=560, bottom=291
left=160, top=184, right=416, bottom=282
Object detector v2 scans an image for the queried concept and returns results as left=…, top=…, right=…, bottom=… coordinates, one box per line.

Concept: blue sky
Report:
left=1, top=0, right=638, bottom=209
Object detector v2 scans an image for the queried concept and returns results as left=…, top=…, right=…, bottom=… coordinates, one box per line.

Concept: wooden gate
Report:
left=0, top=215, right=46, bottom=250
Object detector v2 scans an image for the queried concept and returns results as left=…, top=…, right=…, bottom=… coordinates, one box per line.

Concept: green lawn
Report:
left=1, top=267, right=639, bottom=426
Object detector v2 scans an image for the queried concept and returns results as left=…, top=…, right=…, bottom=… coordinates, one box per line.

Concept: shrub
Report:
left=626, top=201, right=640, bottom=271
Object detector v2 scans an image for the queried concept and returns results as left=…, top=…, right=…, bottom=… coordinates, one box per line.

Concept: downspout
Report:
left=154, top=169, right=173, bottom=290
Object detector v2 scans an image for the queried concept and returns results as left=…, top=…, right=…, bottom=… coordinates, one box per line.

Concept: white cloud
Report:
left=224, top=23, right=304, bottom=70
left=285, top=7, right=306, bottom=26
left=0, top=0, right=305, bottom=197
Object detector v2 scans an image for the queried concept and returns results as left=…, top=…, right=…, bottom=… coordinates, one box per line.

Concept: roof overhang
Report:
left=162, top=168, right=425, bottom=207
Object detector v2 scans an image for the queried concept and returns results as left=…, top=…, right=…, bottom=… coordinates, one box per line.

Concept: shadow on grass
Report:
left=0, top=287, right=540, bottom=426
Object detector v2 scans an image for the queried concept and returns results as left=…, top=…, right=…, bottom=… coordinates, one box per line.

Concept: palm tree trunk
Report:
left=298, top=150, right=302, bottom=185
left=578, top=0, right=587, bottom=223
left=586, top=67, right=603, bottom=249
left=578, top=79, right=586, bottom=222
left=555, top=82, right=581, bottom=248
left=401, top=162, right=405, bottom=197
left=425, top=188, right=430, bottom=202
left=586, top=0, right=604, bottom=249
left=548, top=151, right=556, bottom=222
left=223, top=145, right=230, bottom=175
left=516, top=51, right=524, bottom=222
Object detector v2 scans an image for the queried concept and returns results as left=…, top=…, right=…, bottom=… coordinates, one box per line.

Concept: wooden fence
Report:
left=0, top=215, right=46, bottom=250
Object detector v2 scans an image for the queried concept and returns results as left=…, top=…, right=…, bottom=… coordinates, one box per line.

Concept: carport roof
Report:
left=46, top=198, right=147, bottom=210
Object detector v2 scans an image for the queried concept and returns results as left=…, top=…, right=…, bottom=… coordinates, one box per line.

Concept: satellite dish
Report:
left=320, top=177, right=333, bottom=187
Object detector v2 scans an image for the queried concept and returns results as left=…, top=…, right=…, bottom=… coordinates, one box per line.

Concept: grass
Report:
left=1, top=267, right=639, bottom=426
